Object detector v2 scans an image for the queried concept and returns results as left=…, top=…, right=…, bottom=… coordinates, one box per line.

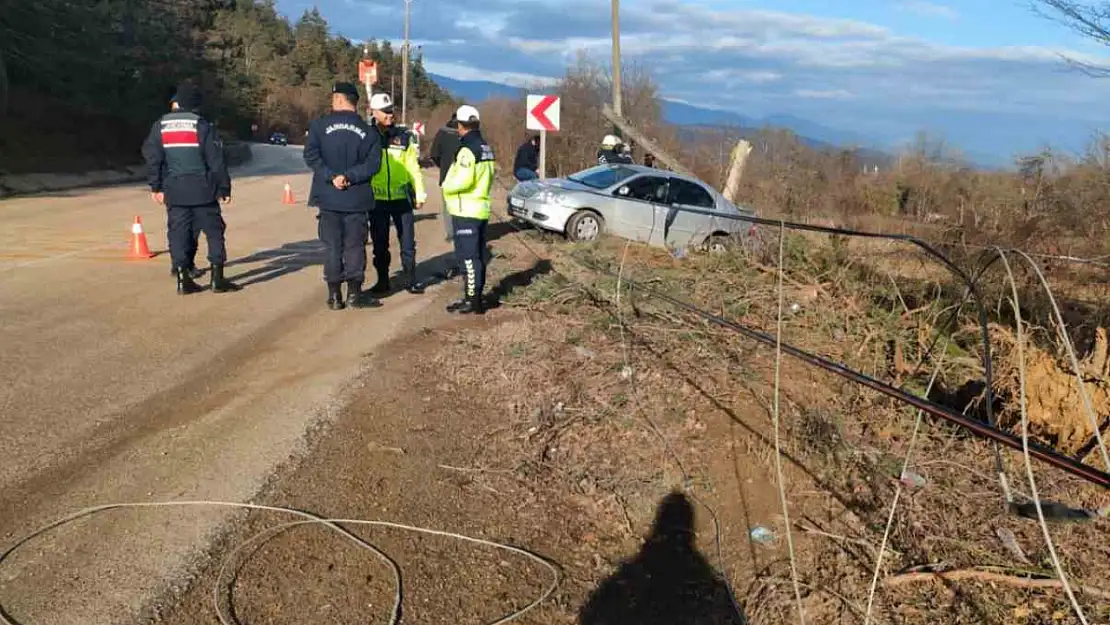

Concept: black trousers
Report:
left=168, top=203, right=226, bottom=270
left=167, top=208, right=200, bottom=268
left=369, top=198, right=417, bottom=277
left=318, top=209, right=369, bottom=284
left=452, top=216, right=488, bottom=299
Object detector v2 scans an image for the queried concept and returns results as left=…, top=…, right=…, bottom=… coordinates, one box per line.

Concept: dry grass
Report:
left=430, top=224, right=1110, bottom=624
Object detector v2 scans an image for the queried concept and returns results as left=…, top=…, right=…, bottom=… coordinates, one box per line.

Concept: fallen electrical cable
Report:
left=570, top=254, right=1110, bottom=490
left=0, top=501, right=561, bottom=625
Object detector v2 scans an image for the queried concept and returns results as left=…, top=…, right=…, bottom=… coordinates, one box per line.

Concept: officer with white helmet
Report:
left=366, top=91, right=428, bottom=295
left=597, top=134, right=633, bottom=165
left=441, top=104, right=496, bottom=314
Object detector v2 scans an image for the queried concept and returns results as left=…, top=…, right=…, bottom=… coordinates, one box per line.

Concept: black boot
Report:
left=446, top=278, right=468, bottom=313
left=326, top=282, right=345, bottom=310
left=370, top=269, right=390, bottom=295
left=456, top=294, right=486, bottom=315
left=210, top=264, right=241, bottom=293
left=345, top=279, right=380, bottom=308
left=404, top=265, right=426, bottom=294
left=176, top=267, right=202, bottom=295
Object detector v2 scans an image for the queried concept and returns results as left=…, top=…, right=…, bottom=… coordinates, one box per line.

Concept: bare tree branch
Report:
left=1032, top=0, right=1110, bottom=75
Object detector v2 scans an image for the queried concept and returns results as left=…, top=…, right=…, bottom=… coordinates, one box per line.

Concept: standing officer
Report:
left=303, top=82, right=382, bottom=310
left=142, top=82, right=239, bottom=295
left=597, top=134, right=634, bottom=165
left=367, top=92, right=427, bottom=295
left=442, top=104, right=495, bottom=315
left=161, top=89, right=202, bottom=280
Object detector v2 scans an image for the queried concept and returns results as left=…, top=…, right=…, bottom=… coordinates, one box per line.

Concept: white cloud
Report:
left=423, top=61, right=558, bottom=88
left=700, top=69, right=783, bottom=84
left=795, top=89, right=854, bottom=100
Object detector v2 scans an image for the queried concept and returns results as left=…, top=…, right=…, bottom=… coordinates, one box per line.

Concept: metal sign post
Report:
left=539, top=130, right=547, bottom=180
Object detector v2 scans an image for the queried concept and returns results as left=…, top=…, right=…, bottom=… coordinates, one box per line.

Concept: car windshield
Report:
left=567, top=165, right=639, bottom=189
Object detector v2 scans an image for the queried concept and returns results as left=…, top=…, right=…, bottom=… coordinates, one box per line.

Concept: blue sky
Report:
left=278, top=0, right=1110, bottom=163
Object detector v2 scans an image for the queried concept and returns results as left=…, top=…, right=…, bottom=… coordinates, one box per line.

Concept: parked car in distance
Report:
left=268, top=132, right=288, bottom=146
left=506, top=164, right=758, bottom=252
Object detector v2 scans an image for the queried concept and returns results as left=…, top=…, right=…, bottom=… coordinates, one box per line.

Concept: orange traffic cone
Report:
left=129, top=215, right=154, bottom=259
left=282, top=182, right=295, bottom=205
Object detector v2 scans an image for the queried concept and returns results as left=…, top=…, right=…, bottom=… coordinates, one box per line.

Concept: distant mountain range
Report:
left=429, top=72, right=893, bottom=166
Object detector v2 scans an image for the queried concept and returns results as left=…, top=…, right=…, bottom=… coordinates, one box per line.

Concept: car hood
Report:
left=512, top=177, right=595, bottom=199
left=544, top=178, right=596, bottom=193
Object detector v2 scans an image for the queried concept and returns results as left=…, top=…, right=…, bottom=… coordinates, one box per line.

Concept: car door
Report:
left=660, top=178, right=718, bottom=250
left=610, top=175, right=671, bottom=244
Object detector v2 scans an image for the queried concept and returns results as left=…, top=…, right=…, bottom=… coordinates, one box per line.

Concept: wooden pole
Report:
left=722, top=140, right=753, bottom=202
left=611, top=0, right=622, bottom=134
left=401, top=0, right=411, bottom=125
left=601, top=104, right=694, bottom=177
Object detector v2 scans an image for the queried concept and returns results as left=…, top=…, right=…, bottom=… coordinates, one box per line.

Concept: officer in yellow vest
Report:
left=367, top=92, right=428, bottom=295
left=442, top=104, right=495, bottom=315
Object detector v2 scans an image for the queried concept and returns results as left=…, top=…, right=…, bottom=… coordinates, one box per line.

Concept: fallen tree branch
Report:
left=882, top=568, right=1110, bottom=600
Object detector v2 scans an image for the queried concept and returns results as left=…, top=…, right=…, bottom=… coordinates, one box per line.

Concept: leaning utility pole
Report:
left=401, top=0, right=412, bottom=125
left=611, top=0, right=622, bottom=128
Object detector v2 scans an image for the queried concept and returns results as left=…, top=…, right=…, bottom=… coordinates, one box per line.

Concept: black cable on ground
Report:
left=650, top=204, right=1003, bottom=470
left=571, top=254, right=1110, bottom=490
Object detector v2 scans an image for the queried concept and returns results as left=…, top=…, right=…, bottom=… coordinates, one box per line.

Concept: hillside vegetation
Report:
left=0, top=0, right=453, bottom=174
left=442, top=56, right=1110, bottom=262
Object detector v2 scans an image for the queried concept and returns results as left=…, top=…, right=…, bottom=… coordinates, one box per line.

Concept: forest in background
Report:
left=0, top=0, right=453, bottom=174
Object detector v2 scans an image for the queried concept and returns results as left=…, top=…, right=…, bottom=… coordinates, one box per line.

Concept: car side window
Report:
left=668, top=179, right=715, bottom=208
left=617, top=176, right=669, bottom=203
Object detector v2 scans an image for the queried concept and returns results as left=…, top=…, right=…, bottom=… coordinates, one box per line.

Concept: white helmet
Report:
left=601, top=134, right=620, bottom=148
left=455, top=104, right=481, bottom=123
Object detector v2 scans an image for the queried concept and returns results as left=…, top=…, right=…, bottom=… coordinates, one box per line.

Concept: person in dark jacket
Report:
left=429, top=115, right=461, bottom=245
left=513, top=135, right=540, bottom=181
left=596, top=134, right=634, bottom=165
left=142, top=82, right=239, bottom=295
left=161, top=90, right=203, bottom=281
left=303, top=82, right=382, bottom=310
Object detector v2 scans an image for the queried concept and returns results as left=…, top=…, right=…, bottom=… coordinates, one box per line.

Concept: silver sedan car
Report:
left=506, top=164, right=758, bottom=252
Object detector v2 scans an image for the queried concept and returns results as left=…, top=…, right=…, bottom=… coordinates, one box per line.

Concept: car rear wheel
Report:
left=566, top=210, right=603, bottom=242
left=702, top=233, right=737, bottom=255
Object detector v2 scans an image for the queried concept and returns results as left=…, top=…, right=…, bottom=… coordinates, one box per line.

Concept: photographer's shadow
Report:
left=579, top=491, right=747, bottom=625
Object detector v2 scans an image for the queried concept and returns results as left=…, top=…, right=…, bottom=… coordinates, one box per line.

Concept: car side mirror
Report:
left=618, top=186, right=630, bottom=196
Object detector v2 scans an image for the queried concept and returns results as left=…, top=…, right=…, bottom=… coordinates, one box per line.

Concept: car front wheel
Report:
left=565, top=210, right=603, bottom=242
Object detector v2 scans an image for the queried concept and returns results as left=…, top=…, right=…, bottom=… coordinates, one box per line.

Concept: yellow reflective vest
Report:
left=371, top=126, right=426, bottom=204
left=442, top=132, right=495, bottom=220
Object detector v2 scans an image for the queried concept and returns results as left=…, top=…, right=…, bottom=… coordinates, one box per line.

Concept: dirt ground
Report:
left=132, top=222, right=1110, bottom=625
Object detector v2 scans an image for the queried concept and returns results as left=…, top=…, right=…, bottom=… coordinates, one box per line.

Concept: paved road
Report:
left=0, top=144, right=458, bottom=624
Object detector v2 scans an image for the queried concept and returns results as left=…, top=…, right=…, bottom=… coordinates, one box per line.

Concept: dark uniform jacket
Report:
left=142, top=110, right=230, bottom=207
left=429, top=124, right=461, bottom=185
left=304, top=111, right=381, bottom=213
left=513, top=140, right=539, bottom=173
left=597, top=148, right=633, bottom=165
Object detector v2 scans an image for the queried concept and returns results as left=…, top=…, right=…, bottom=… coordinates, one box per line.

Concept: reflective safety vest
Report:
left=371, top=126, right=426, bottom=203
left=443, top=132, right=495, bottom=220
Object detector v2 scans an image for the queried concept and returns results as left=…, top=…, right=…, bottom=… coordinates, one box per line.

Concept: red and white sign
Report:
left=358, top=59, right=378, bottom=86
left=411, top=122, right=425, bottom=136
left=526, top=94, right=560, bottom=132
